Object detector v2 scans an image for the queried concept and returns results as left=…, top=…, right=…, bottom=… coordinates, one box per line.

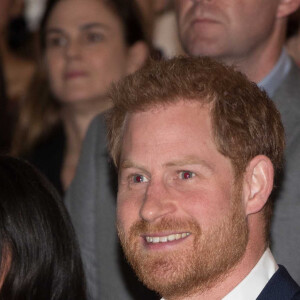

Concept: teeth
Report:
left=168, top=234, right=175, bottom=241
left=160, top=236, right=168, bottom=242
left=153, top=237, right=159, bottom=243
left=146, top=232, right=190, bottom=244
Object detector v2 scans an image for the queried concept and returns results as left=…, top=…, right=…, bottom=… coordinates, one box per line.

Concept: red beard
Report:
left=118, top=185, right=248, bottom=299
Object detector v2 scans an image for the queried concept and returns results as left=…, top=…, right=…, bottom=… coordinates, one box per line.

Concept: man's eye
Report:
left=178, top=171, right=195, bottom=180
left=133, top=175, right=149, bottom=183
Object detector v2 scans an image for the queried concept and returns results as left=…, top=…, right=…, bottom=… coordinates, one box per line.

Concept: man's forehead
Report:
left=121, top=101, right=213, bottom=147
left=120, top=101, right=216, bottom=154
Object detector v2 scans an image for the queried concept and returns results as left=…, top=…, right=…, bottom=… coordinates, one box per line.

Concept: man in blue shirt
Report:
left=175, top=0, right=300, bottom=283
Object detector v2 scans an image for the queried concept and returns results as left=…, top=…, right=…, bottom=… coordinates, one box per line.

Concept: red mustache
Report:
left=127, top=218, right=201, bottom=237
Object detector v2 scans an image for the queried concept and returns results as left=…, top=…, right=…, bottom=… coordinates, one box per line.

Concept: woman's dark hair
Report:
left=40, top=0, right=148, bottom=49
left=0, top=156, right=87, bottom=300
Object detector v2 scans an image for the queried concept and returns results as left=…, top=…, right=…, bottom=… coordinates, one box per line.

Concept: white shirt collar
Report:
left=161, top=248, right=278, bottom=300
left=222, top=248, right=278, bottom=300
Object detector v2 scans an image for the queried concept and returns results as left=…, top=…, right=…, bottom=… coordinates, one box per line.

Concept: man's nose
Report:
left=139, top=181, right=177, bottom=222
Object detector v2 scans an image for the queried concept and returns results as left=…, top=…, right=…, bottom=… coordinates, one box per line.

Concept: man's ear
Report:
left=126, top=41, right=149, bottom=75
left=243, top=155, right=274, bottom=216
left=277, top=0, right=300, bottom=18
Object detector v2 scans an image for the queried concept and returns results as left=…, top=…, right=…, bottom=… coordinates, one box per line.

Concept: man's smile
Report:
left=145, top=232, right=191, bottom=244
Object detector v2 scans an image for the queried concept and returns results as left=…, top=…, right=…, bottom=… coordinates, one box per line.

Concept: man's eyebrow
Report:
left=121, top=160, right=149, bottom=172
left=120, top=160, right=152, bottom=178
left=121, top=157, right=213, bottom=170
left=164, top=156, right=214, bottom=170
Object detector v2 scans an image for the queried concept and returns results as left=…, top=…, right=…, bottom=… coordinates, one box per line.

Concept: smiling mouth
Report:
left=145, top=232, right=191, bottom=244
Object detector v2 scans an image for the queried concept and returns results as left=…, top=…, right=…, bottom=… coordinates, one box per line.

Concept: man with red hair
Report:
left=109, top=56, right=299, bottom=300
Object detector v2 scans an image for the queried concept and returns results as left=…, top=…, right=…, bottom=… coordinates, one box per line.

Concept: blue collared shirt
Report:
left=258, top=49, right=292, bottom=98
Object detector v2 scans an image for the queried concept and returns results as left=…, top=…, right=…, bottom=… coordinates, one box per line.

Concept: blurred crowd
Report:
left=1, top=0, right=183, bottom=194
left=2, top=0, right=299, bottom=193
left=0, top=0, right=299, bottom=299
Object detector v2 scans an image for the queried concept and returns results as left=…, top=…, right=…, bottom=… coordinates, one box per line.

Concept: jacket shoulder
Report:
left=257, top=265, right=300, bottom=300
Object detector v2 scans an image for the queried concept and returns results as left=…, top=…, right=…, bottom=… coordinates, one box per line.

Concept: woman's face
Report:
left=44, top=0, right=134, bottom=104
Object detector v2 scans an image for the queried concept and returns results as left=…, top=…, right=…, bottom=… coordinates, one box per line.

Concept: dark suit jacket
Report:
left=257, top=265, right=300, bottom=300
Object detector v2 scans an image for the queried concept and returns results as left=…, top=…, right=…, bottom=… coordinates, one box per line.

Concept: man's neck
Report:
left=163, top=244, right=266, bottom=300
left=219, top=24, right=285, bottom=83
left=221, top=46, right=282, bottom=84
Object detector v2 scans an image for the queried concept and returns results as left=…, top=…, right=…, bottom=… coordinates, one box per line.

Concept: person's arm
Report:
left=65, top=113, right=158, bottom=300
left=65, top=114, right=104, bottom=299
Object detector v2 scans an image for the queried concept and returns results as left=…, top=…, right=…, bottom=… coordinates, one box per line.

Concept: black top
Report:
left=26, top=124, right=65, bottom=195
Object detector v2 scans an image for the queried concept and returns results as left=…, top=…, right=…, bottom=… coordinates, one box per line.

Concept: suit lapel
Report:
left=257, top=265, right=300, bottom=300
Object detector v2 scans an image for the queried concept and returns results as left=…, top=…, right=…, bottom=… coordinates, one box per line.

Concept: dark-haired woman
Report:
left=12, top=0, right=149, bottom=194
left=0, top=156, right=86, bottom=299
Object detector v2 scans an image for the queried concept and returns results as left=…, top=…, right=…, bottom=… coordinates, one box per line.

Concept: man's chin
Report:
left=129, top=251, right=200, bottom=298
left=127, top=239, right=246, bottom=299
